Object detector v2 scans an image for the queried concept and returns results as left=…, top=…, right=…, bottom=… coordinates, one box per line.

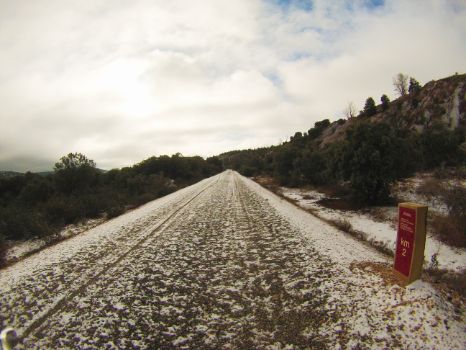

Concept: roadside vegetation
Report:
left=220, top=74, right=466, bottom=247
left=221, top=118, right=465, bottom=205
left=0, top=153, right=222, bottom=265
left=415, top=174, right=466, bottom=247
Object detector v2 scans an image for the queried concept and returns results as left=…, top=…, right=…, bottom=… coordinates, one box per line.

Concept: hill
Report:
left=220, top=73, right=465, bottom=204
left=0, top=171, right=23, bottom=178
left=319, top=73, right=465, bottom=147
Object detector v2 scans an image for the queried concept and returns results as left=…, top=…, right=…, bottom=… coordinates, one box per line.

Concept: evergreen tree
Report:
left=408, top=77, right=421, bottom=94
left=363, top=97, right=377, bottom=117
left=54, top=153, right=98, bottom=194
left=381, top=94, right=390, bottom=110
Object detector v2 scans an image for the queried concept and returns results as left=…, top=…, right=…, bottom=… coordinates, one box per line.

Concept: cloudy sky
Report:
left=1, top=0, right=465, bottom=171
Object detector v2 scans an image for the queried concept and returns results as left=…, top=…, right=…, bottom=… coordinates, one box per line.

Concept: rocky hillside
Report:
left=220, top=72, right=466, bottom=206
left=320, top=73, right=466, bottom=147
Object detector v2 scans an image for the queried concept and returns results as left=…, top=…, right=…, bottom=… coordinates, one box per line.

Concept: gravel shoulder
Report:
left=1, top=171, right=464, bottom=349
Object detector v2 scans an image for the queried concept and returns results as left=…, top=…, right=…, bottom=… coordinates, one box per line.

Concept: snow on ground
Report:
left=279, top=186, right=466, bottom=273
left=243, top=175, right=465, bottom=349
left=0, top=171, right=464, bottom=349
left=392, top=176, right=449, bottom=215
left=0, top=175, right=216, bottom=288
left=4, top=218, right=105, bottom=264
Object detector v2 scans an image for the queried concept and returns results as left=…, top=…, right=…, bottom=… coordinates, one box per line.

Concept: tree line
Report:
left=221, top=90, right=465, bottom=206
left=0, top=153, right=222, bottom=247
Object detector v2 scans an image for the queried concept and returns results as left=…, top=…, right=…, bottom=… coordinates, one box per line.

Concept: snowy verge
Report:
left=4, top=218, right=105, bottom=264
left=278, top=187, right=466, bottom=273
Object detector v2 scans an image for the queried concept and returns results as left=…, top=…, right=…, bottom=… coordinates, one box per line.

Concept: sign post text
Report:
left=393, top=202, right=428, bottom=285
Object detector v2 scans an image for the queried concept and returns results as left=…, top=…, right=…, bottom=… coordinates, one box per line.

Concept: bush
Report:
left=79, top=194, right=106, bottom=218
left=333, top=218, right=353, bottom=233
left=106, top=206, right=125, bottom=219
left=443, top=186, right=466, bottom=239
left=44, top=196, right=85, bottom=225
left=431, top=214, right=466, bottom=248
left=421, top=123, right=462, bottom=168
left=0, top=206, right=52, bottom=240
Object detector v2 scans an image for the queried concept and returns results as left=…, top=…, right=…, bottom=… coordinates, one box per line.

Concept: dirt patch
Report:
left=350, top=261, right=405, bottom=286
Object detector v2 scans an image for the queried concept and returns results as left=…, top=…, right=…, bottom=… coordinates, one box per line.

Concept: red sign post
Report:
left=394, top=203, right=428, bottom=285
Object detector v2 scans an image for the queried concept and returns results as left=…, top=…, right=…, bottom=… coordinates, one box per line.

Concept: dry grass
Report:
left=433, top=166, right=466, bottom=180
left=414, top=178, right=466, bottom=248
left=416, top=177, right=444, bottom=199
left=430, top=214, right=466, bottom=248
left=316, top=197, right=361, bottom=211
left=368, top=208, right=389, bottom=223
left=252, top=176, right=282, bottom=195
left=332, top=218, right=353, bottom=233
left=425, top=268, right=466, bottom=301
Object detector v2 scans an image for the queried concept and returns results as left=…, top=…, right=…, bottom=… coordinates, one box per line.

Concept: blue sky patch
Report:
left=271, top=0, right=313, bottom=12
left=367, top=0, right=384, bottom=9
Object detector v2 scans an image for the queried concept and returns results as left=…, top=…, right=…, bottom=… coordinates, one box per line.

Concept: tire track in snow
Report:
left=25, top=171, right=338, bottom=349
left=1, top=174, right=220, bottom=339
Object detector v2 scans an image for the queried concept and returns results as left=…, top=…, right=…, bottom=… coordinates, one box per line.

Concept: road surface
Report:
left=0, top=171, right=464, bottom=349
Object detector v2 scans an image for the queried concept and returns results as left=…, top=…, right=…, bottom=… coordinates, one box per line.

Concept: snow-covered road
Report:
left=0, top=171, right=464, bottom=349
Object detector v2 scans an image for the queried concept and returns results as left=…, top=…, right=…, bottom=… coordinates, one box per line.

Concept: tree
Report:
left=420, top=122, right=462, bottom=168
left=363, top=97, right=377, bottom=117
left=341, top=122, right=416, bottom=204
left=393, top=73, right=408, bottom=96
left=343, top=102, right=357, bottom=119
left=273, top=145, right=298, bottom=185
left=54, top=153, right=98, bottom=194
left=381, top=94, right=390, bottom=111
left=308, top=119, right=331, bottom=139
left=297, top=149, right=327, bottom=185
left=408, top=77, right=421, bottom=94
left=54, top=152, right=96, bottom=171
left=290, top=132, right=303, bottom=143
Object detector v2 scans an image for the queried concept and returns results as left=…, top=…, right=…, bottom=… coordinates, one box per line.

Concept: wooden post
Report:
left=393, top=202, right=428, bottom=285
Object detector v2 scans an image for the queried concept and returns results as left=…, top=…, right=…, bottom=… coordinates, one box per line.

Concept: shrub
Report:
left=44, top=196, right=85, bottom=225
left=443, top=186, right=466, bottom=239
left=431, top=214, right=466, bottom=248
left=106, top=206, right=125, bottom=219
left=333, top=218, right=353, bottom=233
left=132, top=193, right=157, bottom=207
left=79, top=194, right=106, bottom=218
left=0, top=206, right=52, bottom=240
left=421, top=123, right=462, bottom=168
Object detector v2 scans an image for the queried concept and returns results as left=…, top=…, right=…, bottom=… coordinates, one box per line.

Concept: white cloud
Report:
left=0, top=0, right=465, bottom=171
